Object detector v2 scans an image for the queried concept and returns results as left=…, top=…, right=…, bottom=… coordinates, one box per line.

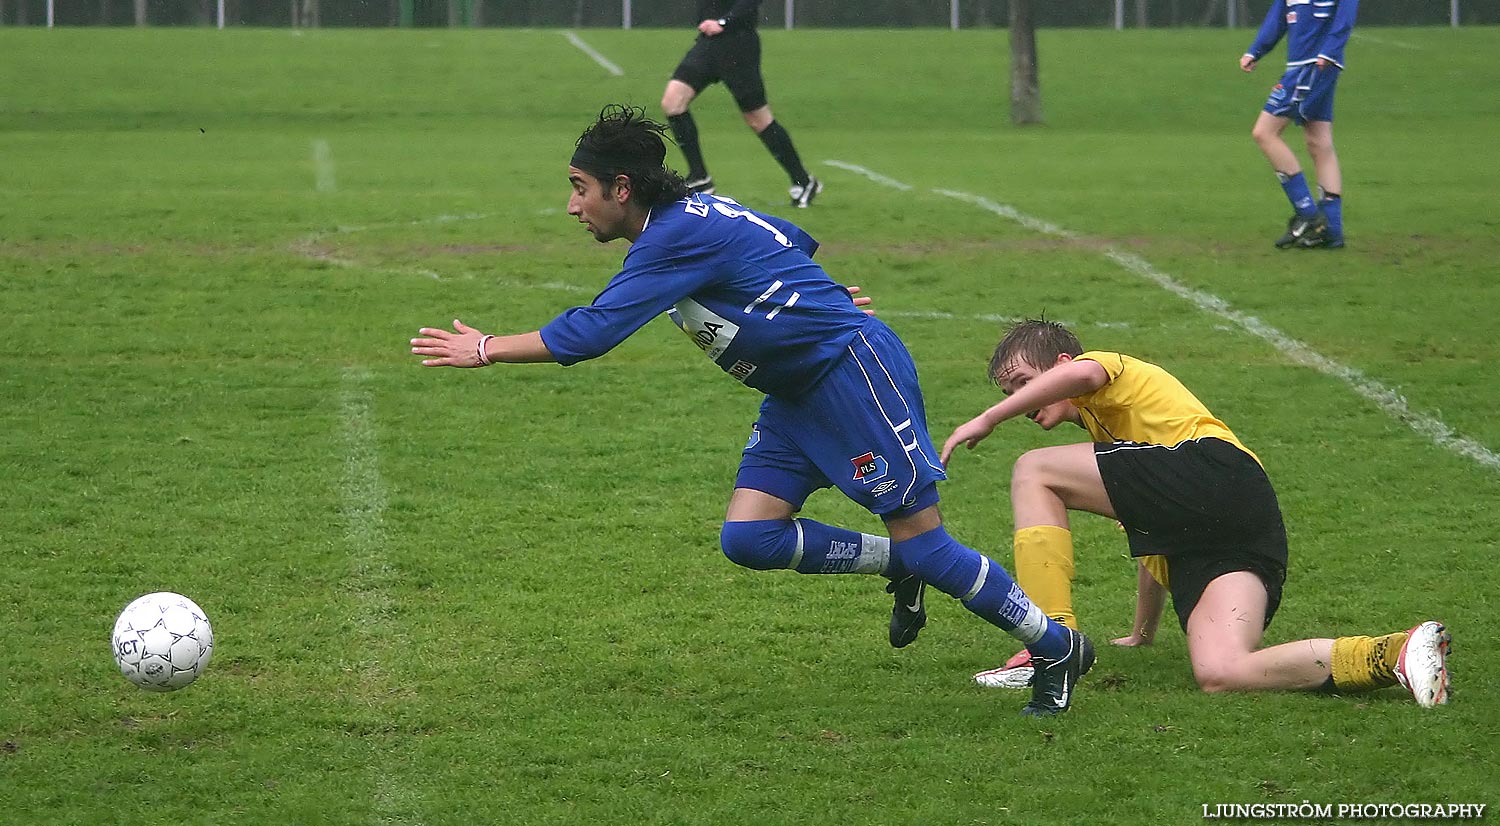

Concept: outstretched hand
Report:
left=411, top=319, right=488, bottom=368
left=845, top=285, right=876, bottom=316
left=939, top=416, right=996, bottom=466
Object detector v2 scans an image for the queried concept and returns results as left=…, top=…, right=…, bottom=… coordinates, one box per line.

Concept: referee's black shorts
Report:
left=671, top=29, right=768, bottom=112
left=1096, top=437, right=1288, bottom=631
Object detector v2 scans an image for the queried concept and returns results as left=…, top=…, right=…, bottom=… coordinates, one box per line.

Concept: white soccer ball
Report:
left=111, top=592, right=214, bottom=692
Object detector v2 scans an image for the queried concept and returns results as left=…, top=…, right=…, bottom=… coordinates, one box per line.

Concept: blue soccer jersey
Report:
left=540, top=193, right=874, bottom=398
left=1245, top=0, right=1358, bottom=69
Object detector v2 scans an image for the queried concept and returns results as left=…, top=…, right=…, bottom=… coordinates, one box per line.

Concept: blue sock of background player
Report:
left=1320, top=192, right=1343, bottom=243
left=1278, top=170, right=1319, bottom=219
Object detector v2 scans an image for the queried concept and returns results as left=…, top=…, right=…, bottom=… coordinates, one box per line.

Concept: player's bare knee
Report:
left=1010, top=450, right=1054, bottom=495
left=1304, top=135, right=1334, bottom=156
left=1192, top=659, right=1241, bottom=693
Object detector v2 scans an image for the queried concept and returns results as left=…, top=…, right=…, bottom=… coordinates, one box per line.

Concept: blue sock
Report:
left=1278, top=171, right=1319, bottom=217
left=1320, top=193, right=1343, bottom=239
left=891, top=526, right=1071, bottom=658
left=720, top=519, right=891, bottom=575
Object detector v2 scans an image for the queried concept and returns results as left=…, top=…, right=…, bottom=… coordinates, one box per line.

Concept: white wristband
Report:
left=476, top=334, right=495, bottom=366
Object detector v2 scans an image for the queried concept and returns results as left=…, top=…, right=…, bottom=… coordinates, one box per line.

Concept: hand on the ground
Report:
left=1111, top=634, right=1153, bottom=647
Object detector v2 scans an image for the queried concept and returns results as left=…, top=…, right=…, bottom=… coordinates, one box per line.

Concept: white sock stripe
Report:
left=1012, top=603, right=1049, bottom=646
left=788, top=518, right=805, bottom=569
left=963, top=555, right=990, bottom=601
left=860, top=532, right=891, bottom=576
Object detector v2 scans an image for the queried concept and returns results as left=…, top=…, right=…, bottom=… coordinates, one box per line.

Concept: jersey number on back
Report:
left=684, top=196, right=792, bottom=248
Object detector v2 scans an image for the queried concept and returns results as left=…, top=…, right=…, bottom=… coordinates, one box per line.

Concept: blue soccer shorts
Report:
left=1263, top=63, right=1340, bottom=125
left=735, top=323, right=947, bottom=518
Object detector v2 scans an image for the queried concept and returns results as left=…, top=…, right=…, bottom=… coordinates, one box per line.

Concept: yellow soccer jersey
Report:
left=1068, top=351, right=1259, bottom=463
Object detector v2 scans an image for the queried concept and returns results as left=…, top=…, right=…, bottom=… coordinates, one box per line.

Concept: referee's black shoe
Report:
left=686, top=176, right=715, bottom=195
left=1020, top=629, right=1095, bottom=717
left=886, top=575, right=926, bottom=648
left=1274, top=210, right=1327, bottom=249
left=790, top=176, right=823, bottom=208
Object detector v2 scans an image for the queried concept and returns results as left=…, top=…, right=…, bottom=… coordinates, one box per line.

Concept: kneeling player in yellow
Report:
left=943, top=319, right=1449, bottom=706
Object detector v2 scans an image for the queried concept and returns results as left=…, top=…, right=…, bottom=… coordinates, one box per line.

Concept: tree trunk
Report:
left=974, top=0, right=992, bottom=27
left=134, top=0, right=146, bottom=25
left=1135, top=0, right=1148, bottom=27
left=573, top=0, right=585, bottom=27
left=1009, top=0, right=1044, bottom=125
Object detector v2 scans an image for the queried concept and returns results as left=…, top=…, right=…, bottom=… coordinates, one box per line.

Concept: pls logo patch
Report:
left=851, top=452, right=889, bottom=484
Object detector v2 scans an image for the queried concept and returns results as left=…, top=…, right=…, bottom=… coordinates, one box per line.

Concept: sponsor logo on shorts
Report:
left=850, top=452, right=889, bottom=484
left=872, top=479, right=900, bottom=497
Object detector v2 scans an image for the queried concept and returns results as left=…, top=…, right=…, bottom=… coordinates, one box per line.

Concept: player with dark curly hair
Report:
left=410, top=105, right=1095, bottom=717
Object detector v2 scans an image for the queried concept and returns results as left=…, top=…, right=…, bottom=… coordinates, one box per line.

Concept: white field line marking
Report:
left=563, top=31, right=624, bottom=76
left=824, top=160, right=914, bottom=191
left=293, top=240, right=600, bottom=294
left=335, top=213, right=493, bottom=234
left=338, top=369, right=421, bottom=824
left=1353, top=32, right=1422, bottom=50
left=312, top=139, right=337, bottom=193
left=297, top=215, right=1125, bottom=321
left=826, top=160, right=1500, bottom=471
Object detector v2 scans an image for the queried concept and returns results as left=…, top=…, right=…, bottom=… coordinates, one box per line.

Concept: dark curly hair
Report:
left=573, top=104, right=689, bottom=206
left=988, top=318, right=1083, bottom=384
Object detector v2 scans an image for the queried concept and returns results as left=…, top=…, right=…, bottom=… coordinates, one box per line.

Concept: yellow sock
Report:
left=1013, top=525, right=1076, bottom=629
left=1331, top=631, right=1408, bottom=691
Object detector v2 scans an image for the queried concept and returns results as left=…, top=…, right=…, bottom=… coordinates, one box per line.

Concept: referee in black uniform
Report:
left=661, top=0, right=822, bottom=208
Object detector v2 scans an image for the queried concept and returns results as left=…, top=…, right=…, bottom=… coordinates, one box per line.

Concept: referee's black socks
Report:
left=757, top=120, right=810, bottom=187
left=666, top=113, right=710, bottom=182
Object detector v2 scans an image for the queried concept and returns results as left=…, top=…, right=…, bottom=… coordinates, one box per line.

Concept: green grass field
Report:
left=3, top=26, right=1498, bottom=825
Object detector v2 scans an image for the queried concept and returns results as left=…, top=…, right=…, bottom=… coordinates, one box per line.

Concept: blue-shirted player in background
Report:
left=410, top=104, right=1095, bottom=716
left=1241, top=0, right=1359, bottom=249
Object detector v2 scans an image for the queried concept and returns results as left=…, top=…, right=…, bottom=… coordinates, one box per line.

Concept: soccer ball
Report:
left=111, top=592, right=214, bottom=692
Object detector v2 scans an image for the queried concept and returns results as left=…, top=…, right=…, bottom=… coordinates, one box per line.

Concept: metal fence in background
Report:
left=2, top=0, right=1491, bottom=29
